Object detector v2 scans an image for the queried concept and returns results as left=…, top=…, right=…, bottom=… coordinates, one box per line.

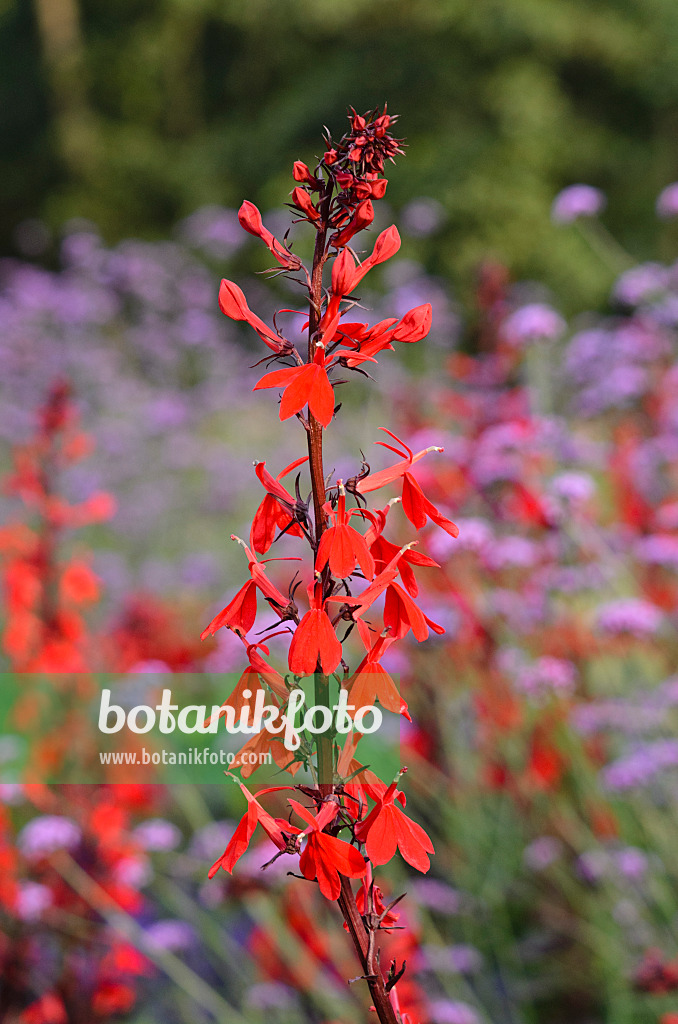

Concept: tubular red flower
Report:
left=254, top=356, right=335, bottom=429
left=401, top=472, right=459, bottom=537
left=383, top=581, right=444, bottom=642
left=356, top=781, right=434, bottom=873
left=209, top=782, right=297, bottom=877
left=288, top=583, right=342, bottom=676
left=315, top=491, right=375, bottom=580
left=238, top=201, right=302, bottom=270
left=290, top=799, right=366, bottom=900
left=200, top=579, right=257, bottom=640
left=218, top=279, right=286, bottom=353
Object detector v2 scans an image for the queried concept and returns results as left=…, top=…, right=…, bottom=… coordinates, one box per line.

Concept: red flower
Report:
left=290, top=799, right=366, bottom=900
left=332, top=199, right=374, bottom=248
left=383, top=581, right=444, bottom=642
left=401, top=472, right=459, bottom=537
left=209, top=781, right=297, bottom=877
left=347, top=632, right=410, bottom=720
left=20, top=994, right=67, bottom=1024
left=255, top=348, right=335, bottom=428
left=315, top=488, right=375, bottom=580
left=356, top=429, right=444, bottom=495
left=365, top=502, right=439, bottom=597
left=251, top=456, right=307, bottom=554
left=200, top=579, right=257, bottom=640
left=288, top=582, right=342, bottom=676
left=219, top=279, right=288, bottom=353
left=238, top=201, right=302, bottom=270
left=291, top=186, right=321, bottom=222
left=356, top=778, right=434, bottom=873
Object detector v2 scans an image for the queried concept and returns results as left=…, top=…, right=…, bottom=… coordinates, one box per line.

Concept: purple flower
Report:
left=429, top=999, right=480, bottom=1024
left=576, top=849, right=611, bottom=883
left=551, top=185, right=606, bottom=223
left=16, top=882, right=53, bottom=921
left=410, top=879, right=463, bottom=914
left=516, top=657, right=577, bottom=698
left=246, top=984, right=298, bottom=1011
left=133, top=818, right=182, bottom=852
left=614, top=847, right=648, bottom=880
left=551, top=472, right=595, bottom=503
left=635, top=534, right=678, bottom=570
left=523, top=836, right=564, bottom=871
left=596, top=599, right=663, bottom=637
left=145, top=920, right=196, bottom=951
left=656, top=183, right=678, bottom=218
left=602, top=739, right=678, bottom=790
left=18, top=816, right=81, bottom=856
left=613, top=264, right=668, bottom=306
left=401, top=197, right=445, bottom=237
left=422, top=944, right=484, bottom=975
left=502, top=303, right=566, bottom=347
left=483, top=536, right=538, bottom=571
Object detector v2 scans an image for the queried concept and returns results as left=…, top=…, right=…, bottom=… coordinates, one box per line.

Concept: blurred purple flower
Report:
left=411, top=878, right=463, bottom=914
left=483, top=536, right=539, bottom=571
left=516, top=657, right=577, bottom=698
left=133, top=818, right=182, bottom=852
left=602, top=739, right=678, bottom=790
left=656, top=183, right=678, bottom=218
left=429, top=999, right=480, bottom=1024
left=523, top=836, right=564, bottom=871
left=16, top=882, right=53, bottom=922
left=635, top=534, right=678, bottom=569
left=614, top=263, right=668, bottom=306
left=422, top=943, right=484, bottom=974
left=145, top=920, right=196, bottom=951
left=401, top=197, right=446, bottom=237
left=246, top=983, right=298, bottom=1011
left=596, top=598, right=663, bottom=637
left=551, top=185, right=606, bottom=223
left=551, top=471, right=595, bottom=503
left=502, top=303, right=566, bottom=347
left=614, top=847, right=648, bottom=880
left=18, top=816, right=81, bottom=856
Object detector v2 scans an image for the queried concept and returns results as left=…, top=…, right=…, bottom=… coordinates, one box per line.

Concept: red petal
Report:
left=401, top=474, right=428, bottom=530
left=365, top=806, right=398, bottom=866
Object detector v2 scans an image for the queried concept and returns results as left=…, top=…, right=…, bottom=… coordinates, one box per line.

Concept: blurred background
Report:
left=2, top=1, right=678, bottom=1023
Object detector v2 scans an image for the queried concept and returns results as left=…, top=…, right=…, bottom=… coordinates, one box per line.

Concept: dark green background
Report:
left=3, top=0, right=678, bottom=309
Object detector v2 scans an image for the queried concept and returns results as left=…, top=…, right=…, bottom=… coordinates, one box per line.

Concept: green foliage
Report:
left=3, top=0, right=678, bottom=304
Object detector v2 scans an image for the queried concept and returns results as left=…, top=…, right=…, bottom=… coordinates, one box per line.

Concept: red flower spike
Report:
left=219, top=279, right=287, bottom=353
left=356, top=779, right=434, bottom=873
left=288, top=582, right=342, bottom=676
left=238, top=201, right=302, bottom=271
left=315, top=488, right=376, bottom=580
left=290, top=799, right=366, bottom=900
left=201, top=579, right=257, bottom=640
left=401, top=472, right=459, bottom=537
